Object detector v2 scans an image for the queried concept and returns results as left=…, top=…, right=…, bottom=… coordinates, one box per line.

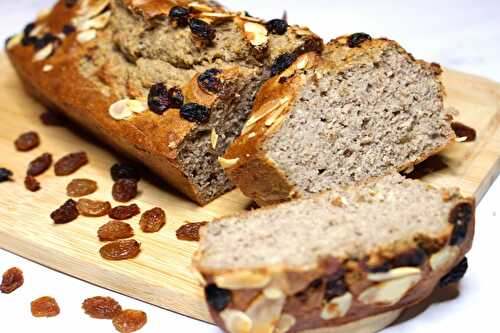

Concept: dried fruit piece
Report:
left=1, top=267, right=24, bottom=294
left=14, top=131, right=40, bottom=151
left=449, top=202, right=473, bottom=245
left=31, top=296, right=60, bottom=317
left=140, top=207, right=166, bottom=233
left=23, top=22, right=36, bottom=36
left=109, top=203, right=140, bottom=220
left=62, top=24, right=76, bottom=35
left=169, top=6, right=190, bottom=27
left=112, top=179, right=138, bottom=203
left=271, top=52, right=298, bottom=76
left=205, top=284, right=231, bottom=312
left=82, top=296, right=122, bottom=319
left=100, top=239, right=141, bottom=260
left=112, top=309, right=147, bottom=333
left=266, top=19, right=288, bottom=35
left=189, top=18, right=216, bottom=41
left=66, top=178, right=98, bottom=197
left=50, top=199, right=79, bottom=224
left=180, top=103, right=211, bottom=124
left=176, top=222, right=207, bottom=241
left=147, top=83, right=184, bottom=115
left=27, top=153, right=53, bottom=176
left=347, top=32, right=372, bottom=48
left=98, top=221, right=134, bottom=241
left=34, top=33, right=59, bottom=50
left=439, top=257, right=468, bottom=287
left=324, top=276, right=347, bottom=301
left=392, top=248, right=427, bottom=267
left=40, top=111, right=65, bottom=126
left=197, top=68, right=223, bottom=93
left=24, top=175, right=41, bottom=192
left=0, top=168, right=13, bottom=182
left=54, top=151, right=88, bottom=176
left=452, top=122, right=477, bottom=142
left=111, top=163, right=141, bottom=181
left=77, top=199, right=112, bottom=217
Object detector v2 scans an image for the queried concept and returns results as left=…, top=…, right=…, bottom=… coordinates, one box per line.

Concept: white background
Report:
left=1, top=1, right=499, bottom=332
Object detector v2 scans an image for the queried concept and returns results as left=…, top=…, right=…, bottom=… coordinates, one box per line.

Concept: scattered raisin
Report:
left=147, top=83, right=184, bottom=115
left=40, top=111, right=65, bottom=126
left=176, top=222, right=207, bottom=241
left=295, top=278, right=323, bottom=302
left=0, top=168, right=13, bottom=182
left=449, top=202, right=473, bottom=245
left=180, top=103, right=211, bottom=124
left=271, top=52, right=298, bottom=76
left=364, top=260, right=391, bottom=273
left=197, top=68, right=223, bottom=93
left=189, top=18, right=216, bottom=42
left=266, top=19, right=288, bottom=35
left=100, top=239, right=141, bottom=261
left=98, top=221, right=134, bottom=241
left=347, top=33, right=372, bottom=48
left=65, top=0, right=78, bottom=7
left=140, top=208, right=166, bottom=233
left=112, top=179, right=138, bottom=203
left=62, top=24, right=76, bottom=35
left=14, top=131, right=40, bottom=151
left=112, top=309, right=147, bottom=333
left=54, top=151, right=88, bottom=176
left=24, top=175, right=41, bottom=192
left=31, top=296, right=60, bottom=317
left=21, top=35, right=37, bottom=46
left=205, top=284, right=231, bottom=312
left=111, top=163, right=141, bottom=182
left=50, top=199, right=79, bottom=224
left=392, top=248, right=427, bottom=267
left=109, top=204, right=140, bottom=220
left=452, top=122, right=477, bottom=142
left=439, top=257, right=468, bottom=287
left=27, top=153, right=52, bottom=176
left=34, top=33, right=59, bottom=50
left=66, top=178, right=98, bottom=197
left=324, top=277, right=347, bottom=301
left=1, top=267, right=24, bottom=294
left=82, top=296, right=122, bottom=319
left=169, top=6, right=190, bottom=27
left=295, top=36, right=324, bottom=54
left=77, top=199, right=112, bottom=217
left=23, top=22, right=36, bottom=36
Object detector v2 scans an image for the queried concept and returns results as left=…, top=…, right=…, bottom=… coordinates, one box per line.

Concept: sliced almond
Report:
left=359, top=273, right=421, bottom=306
left=29, top=24, right=45, bottom=37
left=126, top=99, right=147, bottom=113
left=430, top=246, right=460, bottom=271
left=211, top=128, right=219, bottom=149
left=188, top=2, right=214, bottom=12
left=247, top=132, right=256, bottom=139
left=6, top=33, right=23, bottom=50
left=263, top=287, right=285, bottom=300
left=243, top=22, right=268, bottom=47
left=33, top=43, right=54, bottom=62
left=246, top=293, right=285, bottom=333
left=455, top=136, right=468, bottom=143
left=82, top=0, right=110, bottom=18
left=295, top=56, right=309, bottom=70
left=77, top=29, right=97, bottom=43
left=220, top=309, right=253, bottom=333
left=274, top=314, right=296, bottom=333
left=238, top=13, right=264, bottom=23
left=218, top=157, right=240, bottom=169
left=242, top=96, right=290, bottom=134
left=214, top=271, right=271, bottom=290
left=109, top=99, right=133, bottom=120
left=42, top=64, right=54, bottom=72
left=321, top=292, right=352, bottom=320
left=79, top=10, right=111, bottom=30
left=403, top=165, right=414, bottom=174
left=367, top=267, right=421, bottom=282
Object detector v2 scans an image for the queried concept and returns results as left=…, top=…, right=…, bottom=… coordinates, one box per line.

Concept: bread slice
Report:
left=223, top=35, right=455, bottom=206
left=194, top=173, right=475, bottom=333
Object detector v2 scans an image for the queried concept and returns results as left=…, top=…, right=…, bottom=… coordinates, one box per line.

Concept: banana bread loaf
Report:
left=5, top=0, right=322, bottom=205
left=194, top=173, right=475, bottom=333
left=222, top=35, right=455, bottom=206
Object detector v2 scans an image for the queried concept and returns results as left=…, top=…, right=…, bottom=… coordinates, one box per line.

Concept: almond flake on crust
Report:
left=218, top=157, right=240, bottom=169
left=211, top=128, right=219, bottom=149
left=77, top=29, right=97, bottom=43
left=42, top=64, right=54, bottom=72
left=243, top=22, right=268, bottom=47
left=33, top=44, right=54, bottom=62
left=188, top=2, right=214, bottom=12
left=79, top=10, right=111, bottom=31
left=109, top=99, right=133, bottom=120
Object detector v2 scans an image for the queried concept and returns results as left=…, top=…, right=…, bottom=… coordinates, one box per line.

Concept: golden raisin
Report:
left=176, top=222, right=208, bottom=241
left=109, top=204, right=140, bottom=220
left=1, top=267, right=24, bottom=294
left=66, top=178, right=98, bottom=197
left=31, top=296, right=60, bottom=317
left=100, top=239, right=141, bottom=261
left=98, top=221, right=134, bottom=241
left=77, top=199, right=112, bottom=217
left=112, top=179, right=138, bottom=203
left=82, top=296, right=122, bottom=319
left=54, top=151, right=88, bottom=176
left=139, top=208, right=166, bottom=233
left=112, top=309, right=147, bottom=333
left=15, top=131, right=40, bottom=151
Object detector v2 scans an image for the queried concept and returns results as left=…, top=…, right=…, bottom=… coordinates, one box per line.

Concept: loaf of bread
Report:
left=194, top=173, right=475, bottom=333
left=223, top=35, right=455, bottom=206
left=5, top=0, right=322, bottom=205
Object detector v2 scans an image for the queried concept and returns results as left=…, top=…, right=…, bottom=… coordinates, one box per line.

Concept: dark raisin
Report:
left=112, top=179, right=138, bottom=203
left=34, top=33, right=58, bottom=50
left=197, top=68, right=223, bottom=93
left=50, top=199, right=79, bottom=224
left=189, top=18, right=216, bottom=41
left=392, top=248, right=427, bottom=267
left=31, top=296, right=60, bottom=317
left=180, top=103, right=211, bottom=124
left=295, top=278, right=323, bottom=302
left=21, top=36, right=37, bottom=46
left=169, top=6, right=190, bottom=27
left=140, top=207, right=166, bottom=233
left=65, top=0, right=78, bottom=7
left=27, top=153, right=52, bottom=176
left=98, top=221, right=134, bottom=241
left=295, top=36, right=324, bottom=55
left=100, top=239, right=141, bottom=260
left=271, top=52, right=298, bottom=76
left=109, top=203, right=140, bottom=220
left=112, top=309, right=147, bottom=333
left=266, top=19, right=288, bottom=35
left=23, top=22, right=36, bottom=36
left=1, top=267, right=24, bottom=294
left=439, top=257, right=468, bottom=287
left=82, top=296, right=122, bottom=319
left=24, top=175, right=41, bottom=192
left=176, top=222, right=207, bottom=241
left=66, top=178, right=98, bottom=197
left=451, top=122, right=477, bottom=142
left=54, top=151, right=88, bottom=176
left=110, top=163, right=141, bottom=182
left=77, top=199, right=112, bottom=217
left=147, top=83, right=184, bottom=115
left=347, top=33, right=372, bottom=48
left=15, top=131, right=40, bottom=151
left=324, top=277, right=347, bottom=301
left=365, top=260, right=391, bottom=273
left=0, top=168, right=13, bottom=182
left=40, top=111, right=65, bottom=126
left=205, top=284, right=231, bottom=312
left=449, top=202, right=473, bottom=245
left=62, top=24, right=76, bottom=35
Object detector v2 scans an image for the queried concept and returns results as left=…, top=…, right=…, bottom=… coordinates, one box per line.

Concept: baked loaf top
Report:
left=194, top=173, right=475, bottom=333
left=6, top=0, right=322, bottom=205
left=222, top=35, right=455, bottom=206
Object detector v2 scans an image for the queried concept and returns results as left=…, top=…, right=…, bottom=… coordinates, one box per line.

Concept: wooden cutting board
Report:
left=0, top=53, right=499, bottom=322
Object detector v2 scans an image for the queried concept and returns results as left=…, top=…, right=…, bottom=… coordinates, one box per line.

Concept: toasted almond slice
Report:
left=109, top=99, right=133, bottom=120
left=29, top=24, right=45, bottom=37
left=247, top=132, right=256, bottom=138
left=455, top=136, right=468, bottom=143
left=199, top=12, right=234, bottom=18
left=263, top=287, right=285, bottom=300
left=211, top=128, right=219, bottom=149
left=218, top=157, right=239, bottom=169
left=33, top=44, right=54, bottom=62
left=367, top=267, right=421, bottom=282
left=430, top=246, right=460, bottom=271
left=246, top=293, right=286, bottom=333
left=214, top=271, right=271, bottom=290
left=126, top=99, right=147, bottom=113
left=221, top=310, right=253, bottom=333
left=188, top=2, right=214, bottom=12
left=42, top=64, right=54, bottom=72
left=82, top=0, right=110, bottom=18
left=238, top=12, right=264, bottom=23
left=77, top=29, right=97, bottom=43
left=275, top=314, right=296, bottom=333
left=243, top=22, right=268, bottom=47
left=6, top=33, right=23, bottom=50
left=359, top=273, right=421, bottom=306
left=79, top=10, right=111, bottom=30
left=321, top=292, right=353, bottom=320
left=243, top=96, right=290, bottom=134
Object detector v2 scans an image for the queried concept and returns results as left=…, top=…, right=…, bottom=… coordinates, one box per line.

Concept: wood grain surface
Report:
left=0, top=53, right=498, bottom=322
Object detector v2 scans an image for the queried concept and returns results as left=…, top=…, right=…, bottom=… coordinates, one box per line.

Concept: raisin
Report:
left=449, top=202, right=473, bottom=245
left=140, top=207, right=166, bottom=233
left=0, top=168, right=13, bottom=182
left=31, top=296, right=60, bottom=317
left=451, top=122, right=477, bottom=142
left=62, top=24, right=76, bottom=35
left=100, top=239, right=141, bottom=261
left=205, top=284, right=231, bottom=312
left=65, top=0, right=78, bottom=8
left=82, top=296, right=122, bottom=319
left=112, top=179, right=138, bottom=203
left=1, top=267, right=24, bottom=294
left=176, top=222, right=207, bottom=241
left=34, top=33, right=59, bottom=50
left=14, top=131, right=40, bottom=151
left=110, top=163, right=141, bottom=182
left=109, top=204, right=140, bottom=220
left=197, top=68, right=223, bottom=93
left=347, top=33, right=372, bottom=48
left=324, top=277, right=347, bottom=301
left=271, top=52, right=298, bottom=76
left=23, top=22, right=36, bottom=36
left=180, top=103, right=211, bottom=124
left=27, top=152, right=52, bottom=176
left=295, top=36, right=324, bottom=54
left=148, top=84, right=184, bottom=115
left=266, top=19, right=288, bottom=35
left=40, top=111, right=65, bottom=126
left=24, top=175, right=41, bottom=192
left=77, top=199, right=112, bottom=217
left=169, top=6, right=190, bottom=27
left=54, top=151, right=88, bottom=176
left=295, top=278, right=323, bottom=302
left=439, top=257, right=468, bottom=287
left=21, top=35, right=37, bottom=46
left=66, top=178, right=98, bottom=197
left=112, top=309, right=147, bottom=333
left=189, top=18, right=216, bottom=42
left=50, top=199, right=79, bottom=224
left=392, top=248, right=427, bottom=267
left=98, top=221, right=134, bottom=241
left=365, top=260, right=391, bottom=273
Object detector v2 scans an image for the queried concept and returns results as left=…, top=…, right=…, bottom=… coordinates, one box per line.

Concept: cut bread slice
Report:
left=194, top=173, right=475, bottom=333
left=223, top=35, right=455, bottom=206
